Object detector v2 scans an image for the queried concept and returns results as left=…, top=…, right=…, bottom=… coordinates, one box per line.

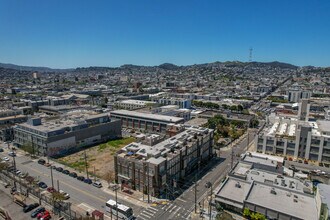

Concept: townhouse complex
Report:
left=114, top=125, right=214, bottom=198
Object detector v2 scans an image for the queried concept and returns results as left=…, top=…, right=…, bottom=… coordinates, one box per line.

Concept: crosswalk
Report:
left=137, top=203, right=190, bottom=220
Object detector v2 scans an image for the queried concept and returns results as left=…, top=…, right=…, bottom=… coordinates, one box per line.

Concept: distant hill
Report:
left=1, top=60, right=327, bottom=74
left=0, top=62, right=73, bottom=72
left=158, top=63, right=180, bottom=70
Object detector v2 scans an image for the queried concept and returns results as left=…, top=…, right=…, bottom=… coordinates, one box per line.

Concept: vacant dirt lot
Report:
left=57, top=137, right=135, bottom=179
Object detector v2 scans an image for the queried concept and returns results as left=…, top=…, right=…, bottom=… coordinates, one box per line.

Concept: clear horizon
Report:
left=1, top=0, right=330, bottom=68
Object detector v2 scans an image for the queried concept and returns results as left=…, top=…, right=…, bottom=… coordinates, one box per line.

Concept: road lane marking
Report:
left=148, top=206, right=158, bottom=211
left=176, top=198, right=186, bottom=202
left=140, top=212, right=152, bottom=218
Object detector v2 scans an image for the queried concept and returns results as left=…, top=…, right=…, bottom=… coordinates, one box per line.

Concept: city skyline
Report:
left=0, top=0, right=330, bottom=68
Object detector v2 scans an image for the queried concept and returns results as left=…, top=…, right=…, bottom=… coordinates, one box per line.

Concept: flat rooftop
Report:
left=215, top=177, right=252, bottom=209
left=119, top=99, right=156, bottom=105
left=246, top=182, right=318, bottom=220
left=111, top=110, right=184, bottom=123
left=118, top=125, right=211, bottom=163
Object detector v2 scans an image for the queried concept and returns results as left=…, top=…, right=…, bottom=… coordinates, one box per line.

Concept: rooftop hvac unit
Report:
left=235, top=182, right=241, bottom=188
left=270, top=188, right=277, bottom=195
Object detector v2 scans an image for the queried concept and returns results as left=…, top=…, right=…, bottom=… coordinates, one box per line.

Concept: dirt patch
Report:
left=57, top=137, right=135, bottom=179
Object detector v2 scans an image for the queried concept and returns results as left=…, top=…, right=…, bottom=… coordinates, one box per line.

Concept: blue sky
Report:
left=0, top=0, right=329, bottom=68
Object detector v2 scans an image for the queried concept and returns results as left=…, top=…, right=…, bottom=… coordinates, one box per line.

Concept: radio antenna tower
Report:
left=249, top=47, right=253, bottom=62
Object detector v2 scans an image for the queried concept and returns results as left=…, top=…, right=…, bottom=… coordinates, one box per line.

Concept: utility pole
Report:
left=147, top=162, right=150, bottom=203
left=194, top=161, right=200, bottom=213
left=12, top=148, right=17, bottom=188
left=94, top=166, right=96, bottom=182
left=50, top=166, right=54, bottom=188
left=247, top=128, right=250, bottom=151
left=205, top=182, right=213, bottom=220
left=112, top=185, right=120, bottom=220
left=231, top=147, right=234, bottom=169
left=142, top=163, right=145, bottom=202
left=84, top=150, right=89, bottom=179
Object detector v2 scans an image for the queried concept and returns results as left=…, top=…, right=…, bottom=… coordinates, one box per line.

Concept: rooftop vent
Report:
left=293, top=199, right=298, bottom=203
left=270, top=188, right=277, bottom=195
left=235, top=182, right=241, bottom=188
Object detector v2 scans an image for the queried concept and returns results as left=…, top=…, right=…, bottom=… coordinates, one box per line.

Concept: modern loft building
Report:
left=150, top=96, right=192, bottom=109
left=13, top=111, right=121, bottom=157
left=114, top=99, right=158, bottom=110
left=110, top=110, right=184, bottom=133
left=255, top=116, right=330, bottom=164
left=114, top=125, right=214, bottom=198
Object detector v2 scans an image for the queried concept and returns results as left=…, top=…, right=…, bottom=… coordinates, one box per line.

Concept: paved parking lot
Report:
left=0, top=184, right=35, bottom=220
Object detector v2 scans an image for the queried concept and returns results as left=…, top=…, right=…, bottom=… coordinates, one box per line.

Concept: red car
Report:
left=37, top=210, right=50, bottom=219
left=40, top=212, right=51, bottom=220
left=47, top=187, right=56, bottom=193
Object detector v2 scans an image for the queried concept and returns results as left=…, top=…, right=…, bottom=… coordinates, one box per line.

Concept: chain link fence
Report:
left=0, top=171, right=83, bottom=219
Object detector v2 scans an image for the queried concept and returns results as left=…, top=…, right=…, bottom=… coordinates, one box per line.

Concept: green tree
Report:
left=243, top=208, right=251, bottom=217
left=0, top=162, right=9, bottom=172
left=222, top=104, right=228, bottom=109
left=21, top=142, right=34, bottom=156
left=237, top=104, right=244, bottom=112
left=229, top=105, right=238, bottom=112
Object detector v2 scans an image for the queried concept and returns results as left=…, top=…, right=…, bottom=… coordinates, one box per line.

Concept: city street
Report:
left=0, top=148, right=145, bottom=219
left=1, top=129, right=256, bottom=220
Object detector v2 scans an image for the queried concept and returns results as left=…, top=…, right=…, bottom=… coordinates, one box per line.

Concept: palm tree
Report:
left=52, top=191, right=66, bottom=216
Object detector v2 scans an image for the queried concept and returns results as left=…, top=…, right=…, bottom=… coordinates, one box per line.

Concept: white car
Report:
left=59, top=190, right=70, bottom=199
left=16, top=170, right=22, bottom=175
left=92, top=181, right=103, bottom=188
left=2, top=157, right=10, bottom=161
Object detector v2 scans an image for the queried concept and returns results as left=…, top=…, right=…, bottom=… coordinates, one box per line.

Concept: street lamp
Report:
left=205, top=181, right=213, bottom=220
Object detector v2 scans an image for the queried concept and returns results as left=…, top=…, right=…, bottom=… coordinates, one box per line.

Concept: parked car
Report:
left=37, top=159, right=46, bottom=165
left=39, top=211, right=51, bottom=220
left=44, top=163, right=51, bottom=167
left=15, top=170, right=22, bottom=175
left=92, top=181, right=103, bottom=188
left=19, top=172, right=28, bottom=178
left=56, top=167, right=63, bottom=172
left=84, top=178, right=92, bottom=184
left=2, top=157, right=10, bottom=161
left=47, top=187, right=56, bottom=193
left=59, top=190, right=70, bottom=199
left=8, top=152, right=16, bottom=157
left=31, top=207, right=45, bottom=218
left=38, top=182, right=47, bottom=189
left=37, top=210, right=50, bottom=219
left=69, top=172, right=77, bottom=178
left=62, top=170, right=70, bottom=175
left=23, top=203, right=39, bottom=213
left=0, top=148, right=4, bottom=152
left=77, top=176, right=85, bottom=181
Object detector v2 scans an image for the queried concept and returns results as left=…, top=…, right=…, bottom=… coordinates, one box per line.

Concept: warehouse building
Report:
left=110, top=110, right=184, bottom=133
left=14, top=111, right=121, bottom=157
